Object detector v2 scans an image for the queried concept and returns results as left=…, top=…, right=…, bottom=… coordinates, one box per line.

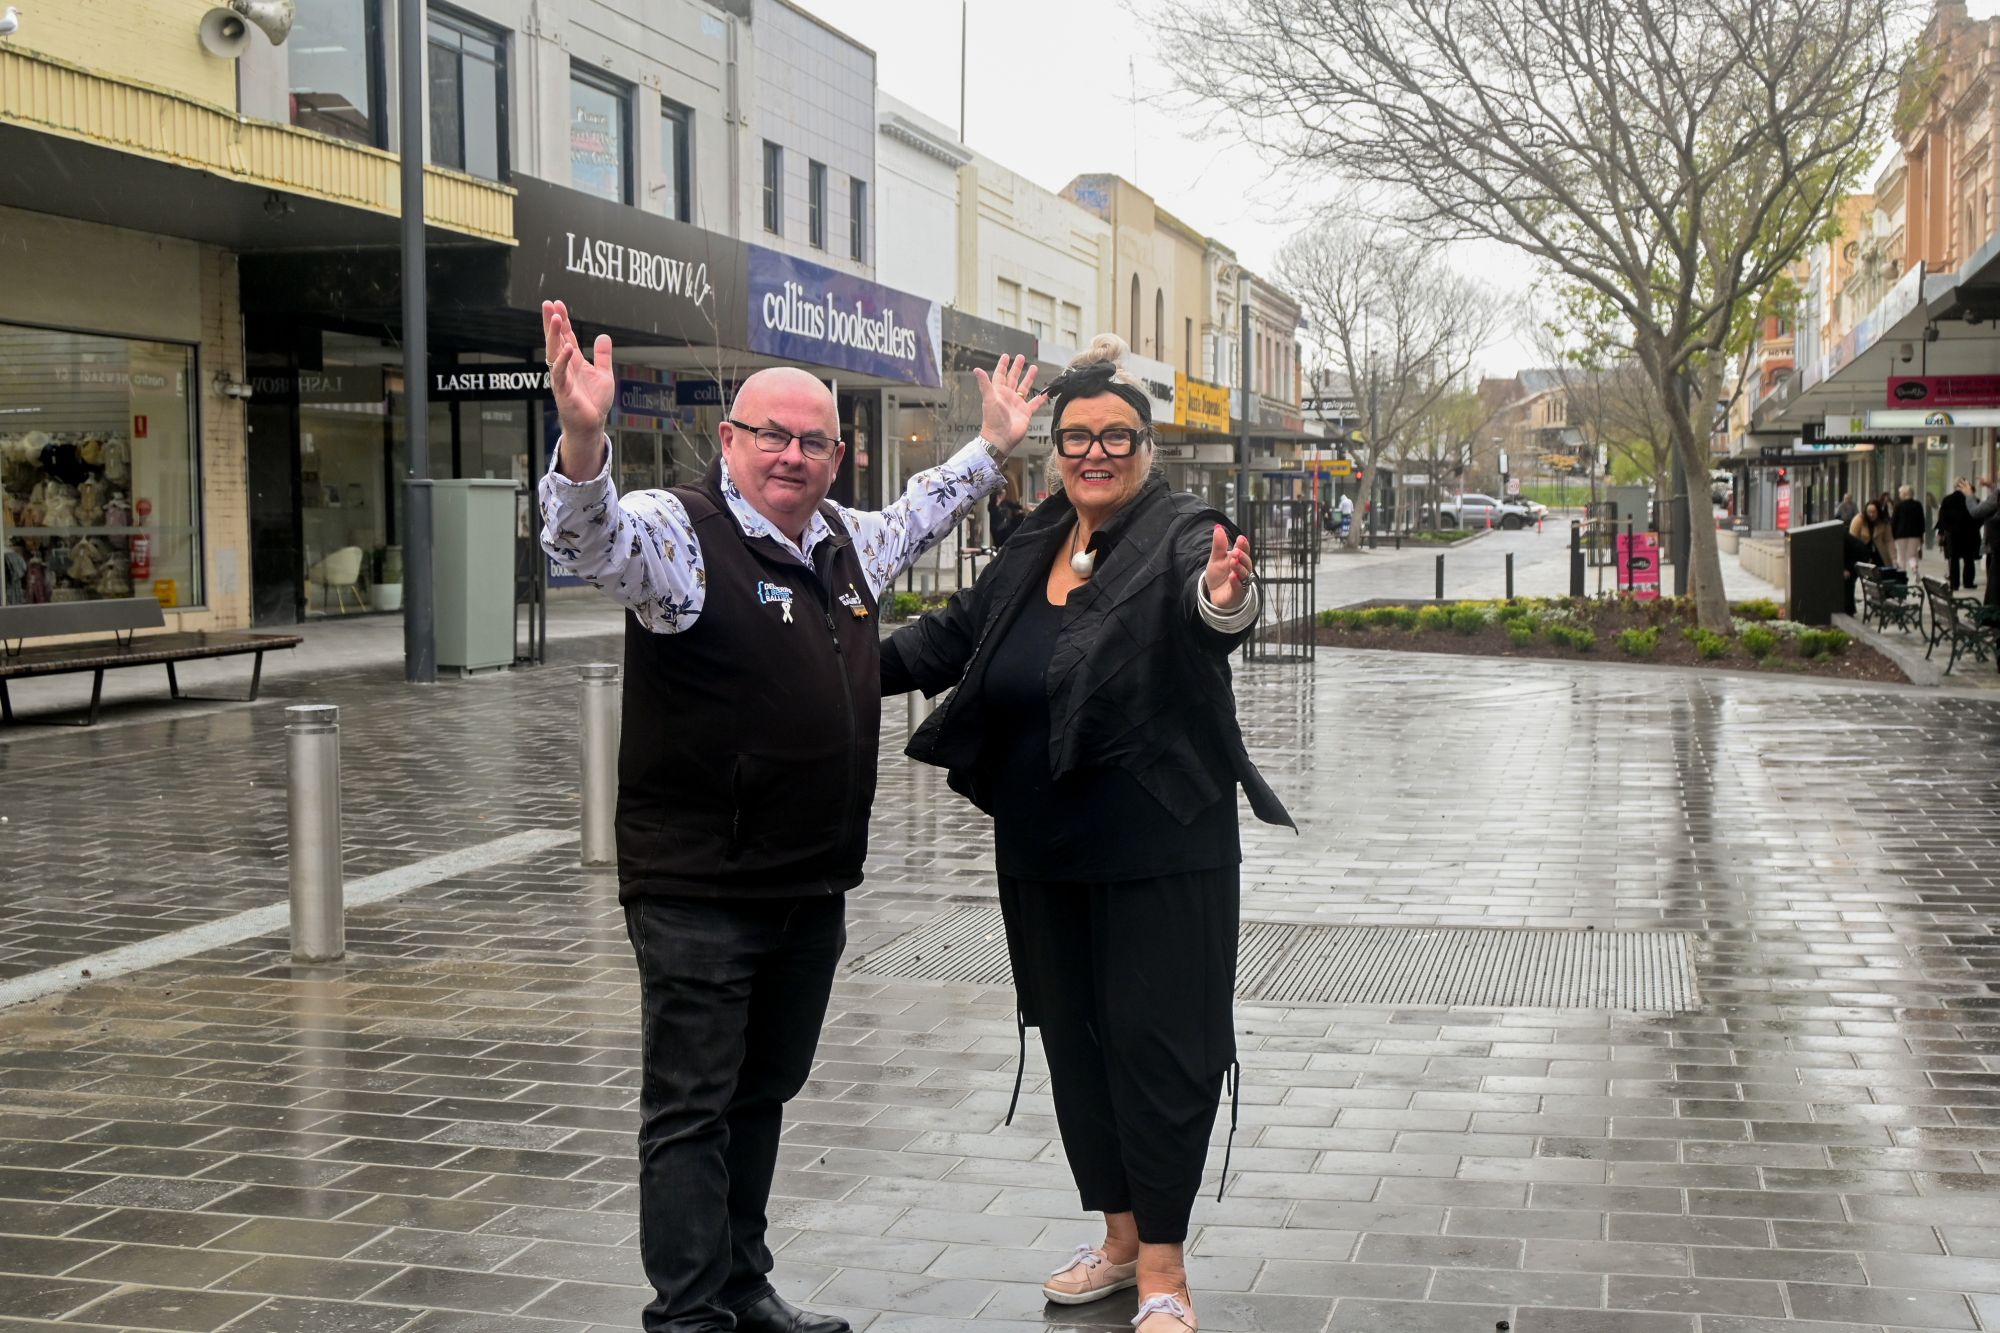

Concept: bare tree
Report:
left=1275, top=218, right=1502, bottom=546
left=1162, top=0, right=1906, bottom=628
left=1529, top=319, right=1674, bottom=514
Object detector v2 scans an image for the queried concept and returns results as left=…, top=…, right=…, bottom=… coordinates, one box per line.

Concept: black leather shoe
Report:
left=732, top=1291, right=850, bottom=1333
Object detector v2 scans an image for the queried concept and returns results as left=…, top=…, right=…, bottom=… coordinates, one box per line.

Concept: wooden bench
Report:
left=0, top=598, right=302, bottom=726
left=1920, top=576, right=1998, bottom=676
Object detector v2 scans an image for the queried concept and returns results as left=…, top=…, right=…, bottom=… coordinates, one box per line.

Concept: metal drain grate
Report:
left=851, top=907, right=1698, bottom=1011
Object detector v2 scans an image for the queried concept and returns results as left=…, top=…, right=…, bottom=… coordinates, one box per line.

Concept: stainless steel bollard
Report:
left=286, top=704, right=344, bottom=963
left=906, top=689, right=934, bottom=734
left=579, top=663, right=621, bottom=867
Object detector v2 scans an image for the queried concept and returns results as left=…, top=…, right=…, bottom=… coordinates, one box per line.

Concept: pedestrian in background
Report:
left=883, top=335, right=1292, bottom=1333
left=1835, top=491, right=1857, bottom=524
left=989, top=485, right=1026, bottom=546
left=1892, top=484, right=1926, bottom=575
left=1938, top=478, right=1980, bottom=592
left=1968, top=477, right=2000, bottom=607
left=1850, top=500, right=1897, bottom=571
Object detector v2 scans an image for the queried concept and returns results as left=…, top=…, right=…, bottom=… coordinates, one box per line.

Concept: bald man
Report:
left=537, top=302, right=1044, bottom=1333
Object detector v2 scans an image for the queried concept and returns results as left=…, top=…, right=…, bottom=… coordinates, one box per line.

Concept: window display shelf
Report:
left=3, top=525, right=198, bottom=538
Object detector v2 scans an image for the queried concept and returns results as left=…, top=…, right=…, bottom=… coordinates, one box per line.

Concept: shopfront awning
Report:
left=0, top=46, right=514, bottom=249
left=1756, top=257, right=1999, bottom=434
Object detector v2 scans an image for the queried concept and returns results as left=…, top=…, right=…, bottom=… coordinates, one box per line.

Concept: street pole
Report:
left=1236, top=280, right=1252, bottom=529
left=1365, top=357, right=1380, bottom=548
left=1670, top=372, right=1693, bottom=596
left=399, top=0, right=436, bottom=684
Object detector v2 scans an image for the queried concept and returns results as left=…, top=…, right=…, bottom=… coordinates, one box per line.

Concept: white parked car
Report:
left=1437, top=494, right=1545, bottom=530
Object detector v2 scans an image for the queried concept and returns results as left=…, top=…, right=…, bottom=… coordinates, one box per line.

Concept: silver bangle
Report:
left=1198, top=579, right=1259, bottom=632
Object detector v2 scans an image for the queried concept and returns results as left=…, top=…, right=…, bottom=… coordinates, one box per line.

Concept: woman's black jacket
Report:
left=880, top=477, right=1293, bottom=832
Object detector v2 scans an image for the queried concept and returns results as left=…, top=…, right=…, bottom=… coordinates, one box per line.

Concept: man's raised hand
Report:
left=543, top=300, right=616, bottom=477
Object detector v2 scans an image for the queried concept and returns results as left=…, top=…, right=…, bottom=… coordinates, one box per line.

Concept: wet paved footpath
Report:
left=2, top=626, right=2000, bottom=1333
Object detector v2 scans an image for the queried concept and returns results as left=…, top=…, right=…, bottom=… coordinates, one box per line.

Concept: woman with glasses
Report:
left=882, top=335, right=1292, bottom=1333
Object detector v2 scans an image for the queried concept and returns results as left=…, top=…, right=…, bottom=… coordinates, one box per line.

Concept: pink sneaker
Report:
left=1132, top=1291, right=1198, bottom=1332
left=1041, top=1244, right=1139, bottom=1305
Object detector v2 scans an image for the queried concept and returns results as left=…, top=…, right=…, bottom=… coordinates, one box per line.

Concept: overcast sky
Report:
left=802, top=0, right=1986, bottom=379
left=798, top=0, right=1539, bottom=376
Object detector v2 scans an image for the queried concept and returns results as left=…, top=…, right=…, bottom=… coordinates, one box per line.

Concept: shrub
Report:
left=1415, top=605, right=1452, bottom=633
left=1689, top=628, right=1731, bottom=659
left=1506, top=621, right=1536, bottom=646
left=1318, top=609, right=1366, bottom=630
left=1735, top=598, right=1783, bottom=622
left=1617, top=627, right=1660, bottom=656
left=1366, top=606, right=1420, bottom=630
left=1797, top=628, right=1850, bottom=658
left=1546, top=623, right=1597, bottom=652
left=1494, top=602, right=1534, bottom=624
left=1450, top=606, right=1488, bottom=635
left=885, top=590, right=926, bottom=620
left=1740, top=625, right=1780, bottom=659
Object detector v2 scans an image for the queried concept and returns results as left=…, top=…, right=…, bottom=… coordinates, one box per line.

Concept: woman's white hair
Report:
left=1043, top=334, right=1164, bottom=494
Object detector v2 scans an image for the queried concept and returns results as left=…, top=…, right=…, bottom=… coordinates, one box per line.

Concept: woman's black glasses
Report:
left=1054, top=427, right=1144, bottom=458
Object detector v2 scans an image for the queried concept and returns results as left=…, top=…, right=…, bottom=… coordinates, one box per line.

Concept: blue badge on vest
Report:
left=757, top=580, right=796, bottom=623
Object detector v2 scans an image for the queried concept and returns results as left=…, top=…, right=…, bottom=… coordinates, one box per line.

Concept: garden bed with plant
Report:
left=1312, top=597, right=1907, bottom=682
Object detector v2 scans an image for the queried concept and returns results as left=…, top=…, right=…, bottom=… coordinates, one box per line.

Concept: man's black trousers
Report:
left=625, top=894, right=844, bottom=1333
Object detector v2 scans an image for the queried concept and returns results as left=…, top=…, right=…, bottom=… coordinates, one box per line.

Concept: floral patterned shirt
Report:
left=538, top=437, right=1002, bottom=633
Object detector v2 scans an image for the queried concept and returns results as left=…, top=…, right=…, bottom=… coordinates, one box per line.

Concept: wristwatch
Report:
left=977, top=437, right=1009, bottom=466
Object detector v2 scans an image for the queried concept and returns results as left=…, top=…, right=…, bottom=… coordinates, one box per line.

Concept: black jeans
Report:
left=999, top=867, right=1239, bottom=1244
left=625, top=894, right=845, bottom=1333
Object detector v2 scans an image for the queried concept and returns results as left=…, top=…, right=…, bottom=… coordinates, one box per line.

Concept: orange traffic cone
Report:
left=1537, top=514, right=1544, bottom=534
left=1486, top=510, right=1493, bottom=530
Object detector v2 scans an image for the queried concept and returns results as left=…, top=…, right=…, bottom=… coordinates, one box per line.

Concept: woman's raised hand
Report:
left=973, top=354, right=1048, bottom=454
left=1205, top=524, right=1254, bottom=610
left=542, top=300, right=616, bottom=446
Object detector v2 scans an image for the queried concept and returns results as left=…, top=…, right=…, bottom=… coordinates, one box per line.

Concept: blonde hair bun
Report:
left=1071, top=334, right=1129, bottom=369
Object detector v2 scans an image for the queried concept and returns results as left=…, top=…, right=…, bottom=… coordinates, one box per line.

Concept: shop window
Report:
left=996, top=279, right=1020, bottom=328
left=1, top=323, right=203, bottom=608
left=660, top=99, right=693, bottom=223
left=429, top=7, right=507, bottom=181
left=570, top=65, right=633, bottom=204
left=290, top=0, right=383, bottom=146
left=809, top=160, right=828, bottom=250
left=1060, top=302, right=1082, bottom=346
left=763, top=141, right=784, bottom=235
left=850, top=177, right=868, bottom=262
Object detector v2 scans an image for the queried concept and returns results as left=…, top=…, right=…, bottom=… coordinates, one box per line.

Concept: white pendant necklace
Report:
left=1069, top=526, right=1095, bottom=579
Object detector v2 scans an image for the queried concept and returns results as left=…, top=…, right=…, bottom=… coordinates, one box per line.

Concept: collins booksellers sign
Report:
left=747, top=248, right=942, bottom=388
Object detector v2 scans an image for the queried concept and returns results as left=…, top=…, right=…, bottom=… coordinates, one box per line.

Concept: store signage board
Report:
left=1122, top=351, right=1176, bottom=422
left=616, top=380, right=675, bottom=419
left=1175, top=374, right=1231, bottom=432
left=1617, top=531, right=1661, bottom=599
left=747, top=248, right=943, bottom=388
left=510, top=176, right=747, bottom=346
left=430, top=364, right=552, bottom=400
left=1885, top=375, right=2000, bottom=408
left=1868, top=408, right=2000, bottom=428
left=1152, top=442, right=1237, bottom=464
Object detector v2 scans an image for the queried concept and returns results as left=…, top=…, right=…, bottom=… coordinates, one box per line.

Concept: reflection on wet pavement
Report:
left=1, top=641, right=1998, bottom=1332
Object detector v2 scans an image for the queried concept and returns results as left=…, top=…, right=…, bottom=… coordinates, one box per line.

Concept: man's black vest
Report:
left=614, top=467, right=881, bottom=902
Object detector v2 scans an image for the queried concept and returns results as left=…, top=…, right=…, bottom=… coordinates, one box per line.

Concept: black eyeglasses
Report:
left=725, top=419, right=842, bottom=461
left=1054, top=427, right=1146, bottom=457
